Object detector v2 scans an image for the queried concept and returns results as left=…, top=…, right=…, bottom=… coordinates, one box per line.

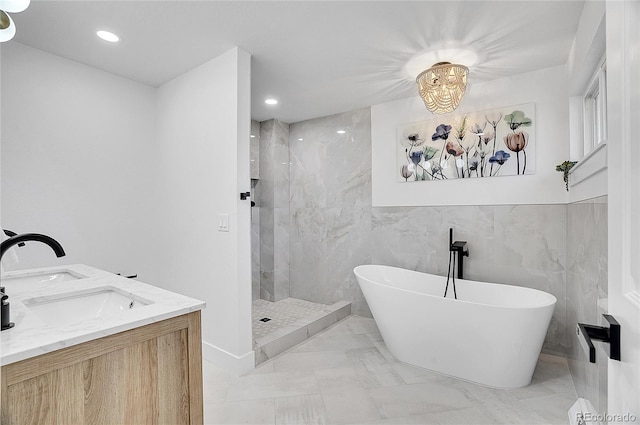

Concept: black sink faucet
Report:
left=1, top=233, right=66, bottom=331
left=3, top=229, right=25, bottom=247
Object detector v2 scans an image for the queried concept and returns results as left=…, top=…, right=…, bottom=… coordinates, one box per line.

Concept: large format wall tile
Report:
left=259, top=119, right=290, bottom=301
left=566, top=196, right=607, bottom=413
left=370, top=204, right=568, bottom=354
left=290, top=108, right=372, bottom=315
left=290, top=207, right=330, bottom=303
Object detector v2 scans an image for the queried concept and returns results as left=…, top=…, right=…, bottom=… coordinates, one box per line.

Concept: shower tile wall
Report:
left=258, top=119, right=290, bottom=301
left=251, top=120, right=261, bottom=301
left=289, top=107, right=373, bottom=316
left=566, top=196, right=608, bottom=413
left=286, top=106, right=568, bottom=354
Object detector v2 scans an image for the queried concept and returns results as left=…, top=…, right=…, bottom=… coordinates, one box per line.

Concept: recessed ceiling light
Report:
left=298, top=138, right=303, bottom=141
left=97, top=30, right=119, bottom=43
left=337, top=130, right=346, bottom=134
left=265, top=98, right=278, bottom=105
left=250, top=134, right=256, bottom=138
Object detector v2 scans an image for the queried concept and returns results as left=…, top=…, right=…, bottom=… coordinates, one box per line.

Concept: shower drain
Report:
left=259, top=317, right=271, bottom=322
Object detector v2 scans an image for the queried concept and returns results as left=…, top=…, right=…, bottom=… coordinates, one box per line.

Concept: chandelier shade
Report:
left=0, top=0, right=29, bottom=43
left=0, top=10, right=15, bottom=42
left=416, top=62, right=469, bottom=114
left=0, top=0, right=29, bottom=13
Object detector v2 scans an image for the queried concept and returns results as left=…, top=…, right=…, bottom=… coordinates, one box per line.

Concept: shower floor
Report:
left=252, top=297, right=351, bottom=365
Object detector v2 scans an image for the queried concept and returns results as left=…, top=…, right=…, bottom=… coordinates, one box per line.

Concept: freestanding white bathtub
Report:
left=354, top=264, right=557, bottom=389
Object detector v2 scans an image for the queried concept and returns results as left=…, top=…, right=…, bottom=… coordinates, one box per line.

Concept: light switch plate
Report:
left=218, top=214, right=229, bottom=232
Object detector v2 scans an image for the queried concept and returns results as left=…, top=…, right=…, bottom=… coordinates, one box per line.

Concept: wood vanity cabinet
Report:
left=0, top=311, right=203, bottom=425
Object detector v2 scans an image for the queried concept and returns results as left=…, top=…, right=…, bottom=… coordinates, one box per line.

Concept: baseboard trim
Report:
left=202, top=341, right=255, bottom=375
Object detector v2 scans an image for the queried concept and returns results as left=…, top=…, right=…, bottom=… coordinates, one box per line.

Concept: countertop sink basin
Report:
left=22, top=287, right=153, bottom=326
left=1, top=264, right=205, bottom=366
left=3, top=270, right=85, bottom=285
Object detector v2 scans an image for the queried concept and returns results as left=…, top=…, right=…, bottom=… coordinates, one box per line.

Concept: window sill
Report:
left=569, top=142, right=607, bottom=187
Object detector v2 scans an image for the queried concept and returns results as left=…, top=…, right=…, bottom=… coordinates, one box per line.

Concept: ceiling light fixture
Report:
left=416, top=62, right=468, bottom=115
left=97, top=30, right=120, bottom=43
left=0, top=0, right=29, bottom=42
left=265, top=98, right=278, bottom=105
left=336, top=130, right=346, bottom=134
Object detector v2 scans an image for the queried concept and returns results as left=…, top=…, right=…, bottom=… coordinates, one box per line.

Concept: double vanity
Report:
left=0, top=264, right=205, bottom=425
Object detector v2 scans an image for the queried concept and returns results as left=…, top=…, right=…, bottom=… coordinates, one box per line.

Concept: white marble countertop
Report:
left=0, top=264, right=205, bottom=366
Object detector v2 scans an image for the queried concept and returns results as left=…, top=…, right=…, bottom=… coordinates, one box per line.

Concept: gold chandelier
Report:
left=416, top=62, right=468, bottom=114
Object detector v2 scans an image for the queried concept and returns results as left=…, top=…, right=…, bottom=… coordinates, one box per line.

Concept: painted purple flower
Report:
left=481, top=131, right=494, bottom=147
left=431, top=124, right=452, bottom=141
left=410, top=151, right=423, bottom=164
left=470, top=122, right=487, bottom=136
left=401, top=130, right=426, bottom=148
left=404, top=133, right=425, bottom=147
left=469, top=152, right=480, bottom=171
left=401, top=164, right=413, bottom=180
left=489, top=150, right=510, bottom=165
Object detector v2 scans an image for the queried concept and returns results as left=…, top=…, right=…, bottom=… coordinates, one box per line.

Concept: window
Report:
left=583, top=59, right=607, bottom=155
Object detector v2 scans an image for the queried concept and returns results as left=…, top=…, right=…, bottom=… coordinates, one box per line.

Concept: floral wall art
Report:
left=398, top=103, right=536, bottom=182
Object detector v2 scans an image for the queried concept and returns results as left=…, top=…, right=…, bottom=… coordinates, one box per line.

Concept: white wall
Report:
left=1, top=44, right=3, bottom=235
left=2, top=43, right=254, bottom=374
left=1, top=43, right=157, bottom=275
left=154, top=48, right=253, bottom=373
left=372, top=65, right=571, bottom=207
left=566, top=0, right=607, bottom=203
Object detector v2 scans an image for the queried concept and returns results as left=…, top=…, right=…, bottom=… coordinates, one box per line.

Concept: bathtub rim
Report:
left=354, top=264, right=557, bottom=310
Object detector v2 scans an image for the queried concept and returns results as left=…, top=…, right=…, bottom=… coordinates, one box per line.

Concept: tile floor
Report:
left=252, top=298, right=351, bottom=366
left=204, top=316, right=577, bottom=425
left=252, top=298, right=340, bottom=340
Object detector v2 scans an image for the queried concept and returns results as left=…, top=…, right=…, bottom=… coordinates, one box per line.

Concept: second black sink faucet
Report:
left=1, top=233, right=66, bottom=331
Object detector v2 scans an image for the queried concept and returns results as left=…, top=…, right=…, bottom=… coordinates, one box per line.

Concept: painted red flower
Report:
left=445, top=141, right=464, bottom=157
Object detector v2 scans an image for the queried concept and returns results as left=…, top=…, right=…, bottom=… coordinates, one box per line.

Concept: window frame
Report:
left=583, top=57, right=608, bottom=156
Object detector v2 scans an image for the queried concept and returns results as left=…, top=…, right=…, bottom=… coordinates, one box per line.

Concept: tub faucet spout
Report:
left=448, top=228, right=468, bottom=280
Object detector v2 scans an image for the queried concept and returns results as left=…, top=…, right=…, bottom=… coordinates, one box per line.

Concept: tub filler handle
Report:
left=576, top=314, right=620, bottom=363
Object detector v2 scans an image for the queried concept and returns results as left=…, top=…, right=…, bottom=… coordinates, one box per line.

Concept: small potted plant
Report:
left=556, top=161, right=578, bottom=191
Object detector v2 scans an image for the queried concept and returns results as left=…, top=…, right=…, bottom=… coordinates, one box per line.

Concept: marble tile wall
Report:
left=289, top=108, right=373, bottom=316
left=251, top=120, right=261, bottom=301
left=286, top=106, right=569, bottom=354
left=250, top=120, right=260, bottom=180
left=566, top=196, right=608, bottom=413
left=371, top=205, right=568, bottom=354
left=251, top=178, right=260, bottom=301
left=258, top=119, right=290, bottom=301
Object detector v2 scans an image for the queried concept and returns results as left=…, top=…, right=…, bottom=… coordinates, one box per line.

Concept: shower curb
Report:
left=253, top=300, right=351, bottom=366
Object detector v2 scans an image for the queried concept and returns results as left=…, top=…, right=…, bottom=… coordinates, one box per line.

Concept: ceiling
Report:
left=11, top=1, right=585, bottom=124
